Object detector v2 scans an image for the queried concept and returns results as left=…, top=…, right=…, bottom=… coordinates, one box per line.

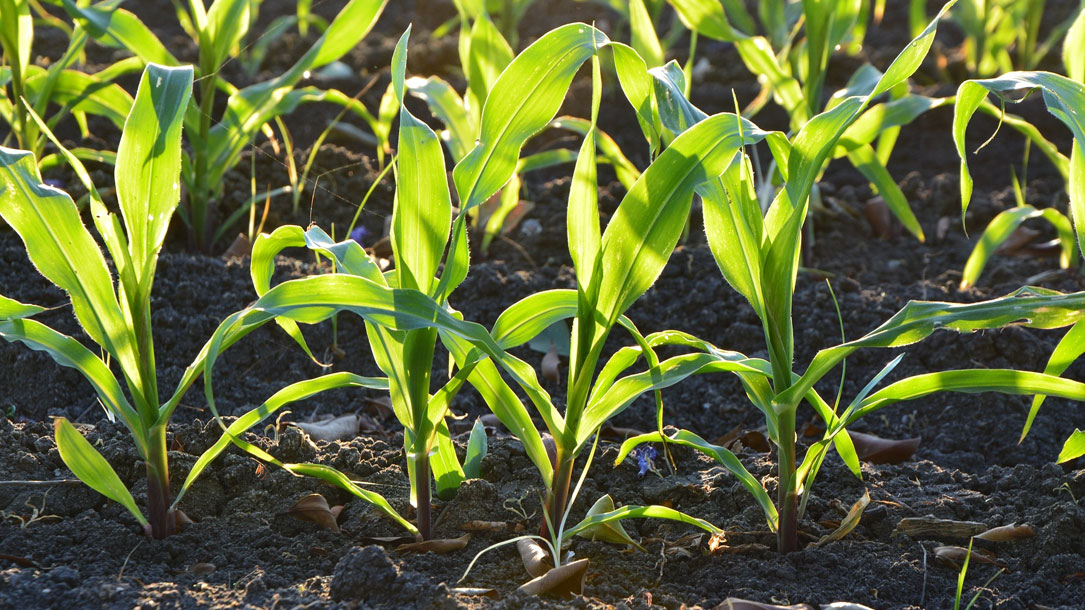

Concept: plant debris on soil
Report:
left=2, top=0, right=1084, bottom=609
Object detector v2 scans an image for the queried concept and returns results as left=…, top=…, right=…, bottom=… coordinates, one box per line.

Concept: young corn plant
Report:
left=0, top=64, right=200, bottom=539
left=941, top=0, right=1078, bottom=77
left=405, top=2, right=638, bottom=253
left=616, top=8, right=1085, bottom=554
left=61, top=0, right=388, bottom=251
left=1, top=0, right=137, bottom=164
left=191, top=23, right=733, bottom=556
left=954, top=7, right=1085, bottom=463
left=655, top=0, right=951, bottom=243
left=954, top=5, right=1085, bottom=288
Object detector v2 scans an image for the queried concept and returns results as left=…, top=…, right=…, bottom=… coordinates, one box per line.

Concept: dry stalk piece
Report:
left=894, top=516, right=988, bottom=540
left=396, top=534, right=471, bottom=554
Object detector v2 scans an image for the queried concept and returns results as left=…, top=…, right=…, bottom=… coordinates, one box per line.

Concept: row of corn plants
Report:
left=1, top=0, right=1084, bottom=590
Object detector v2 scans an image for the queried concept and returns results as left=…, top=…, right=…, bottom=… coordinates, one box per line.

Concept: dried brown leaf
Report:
left=996, top=226, right=1041, bottom=253
left=282, top=494, right=340, bottom=532
left=517, top=538, right=551, bottom=578
left=461, top=520, right=514, bottom=532
left=975, top=523, right=1036, bottom=542
left=295, top=414, right=360, bottom=442
left=850, top=431, right=920, bottom=464
left=221, top=233, right=251, bottom=261
left=934, top=545, right=1007, bottom=569
left=518, top=558, right=589, bottom=597
left=451, top=587, right=499, bottom=599
left=865, top=197, right=894, bottom=239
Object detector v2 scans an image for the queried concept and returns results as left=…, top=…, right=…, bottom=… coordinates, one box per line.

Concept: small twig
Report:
left=919, top=543, right=928, bottom=608
left=0, top=479, right=81, bottom=487
left=117, top=540, right=143, bottom=582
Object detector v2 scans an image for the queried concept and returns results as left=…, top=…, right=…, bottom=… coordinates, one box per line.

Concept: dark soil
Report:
left=2, top=1, right=1084, bottom=609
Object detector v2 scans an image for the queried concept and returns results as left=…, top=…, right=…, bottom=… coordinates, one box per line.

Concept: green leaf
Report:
left=1058, top=429, right=1085, bottom=463
left=115, top=64, right=193, bottom=290
left=390, top=28, right=452, bottom=295
left=614, top=429, right=764, bottom=532
left=953, top=72, right=1085, bottom=255
left=574, top=494, right=646, bottom=549
left=562, top=501, right=721, bottom=541
left=1024, top=319, right=1085, bottom=440
left=960, top=206, right=1073, bottom=289
left=24, top=66, right=134, bottom=130
left=0, top=146, right=144, bottom=406
left=465, top=11, right=513, bottom=111
left=55, top=417, right=147, bottom=526
left=629, top=0, right=664, bottom=67
left=781, top=288, right=1085, bottom=408
left=463, top=418, right=488, bottom=479
left=406, top=76, right=473, bottom=161
left=60, top=0, right=178, bottom=66
left=581, top=350, right=766, bottom=446
left=452, top=23, right=610, bottom=213
left=850, top=369, right=1085, bottom=427
left=1065, top=5, right=1085, bottom=82
left=597, top=112, right=779, bottom=329
left=203, top=0, right=251, bottom=74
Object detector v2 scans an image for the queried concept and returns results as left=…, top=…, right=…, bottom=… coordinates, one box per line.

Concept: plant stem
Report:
left=776, top=411, right=798, bottom=553
left=541, top=450, right=575, bottom=543
left=414, top=452, right=432, bottom=540
left=145, top=424, right=172, bottom=539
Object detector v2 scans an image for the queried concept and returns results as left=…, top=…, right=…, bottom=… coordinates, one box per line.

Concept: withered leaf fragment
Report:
left=975, top=523, right=1036, bottom=542
left=517, top=538, right=551, bottom=578
left=934, top=545, right=1007, bottom=569
left=893, top=515, right=988, bottom=540
left=849, top=431, right=921, bottom=464
left=282, top=493, right=342, bottom=532
left=812, top=490, right=870, bottom=547
left=396, top=534, right=471, bottom=554
left=357, top=535, right=418, bottom=546
left=295, top=414, right=360, bottom=442
left=542, top=343, right=560, bottom=383
left=711, top=599, right=814, bottom=610
left=518, top=558, right=589, bottom=597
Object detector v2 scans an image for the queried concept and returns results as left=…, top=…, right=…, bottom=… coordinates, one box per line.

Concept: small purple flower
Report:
left=349, top=226, right=368, bottom=247
left=634, top=445, right=659, bottom=478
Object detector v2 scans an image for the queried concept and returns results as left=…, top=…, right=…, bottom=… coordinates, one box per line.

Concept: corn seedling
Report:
left=407, top=2, right=638, bottom=253
left=1, top=0, right=137, bottom=164
left=60, top=0, right=388, bottom=251
left=0, top=64, right=202, bottom=538
left=955, top=5, right=1085, bottom=288
left=941, top=0, right=1079, bottom=77
left=647, top=0, right=951, bottom=243
left=190, top=24, right=732, bottom=553
left=617, top=6, right=1085, bottom=554
left=953, top=11, right=1085, bottom=464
